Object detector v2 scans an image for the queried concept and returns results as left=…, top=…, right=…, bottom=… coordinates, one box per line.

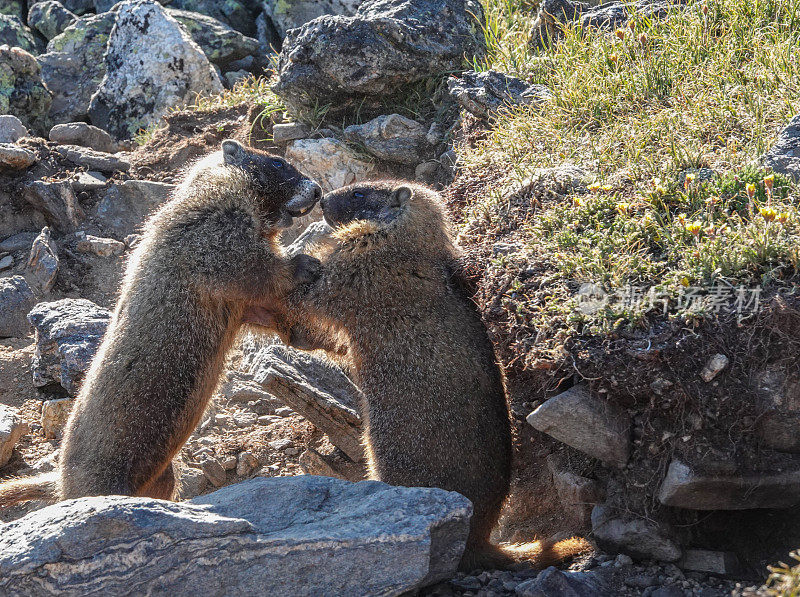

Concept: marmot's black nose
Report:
left=312, top=184, right=322, bottom=201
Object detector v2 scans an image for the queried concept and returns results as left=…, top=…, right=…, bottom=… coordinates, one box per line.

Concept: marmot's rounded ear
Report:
left=222, top=139, right=246, bottom=165
left=390, top=185, right=413, bottom=207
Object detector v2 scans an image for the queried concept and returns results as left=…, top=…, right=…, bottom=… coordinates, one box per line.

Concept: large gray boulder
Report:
left=38, top=10, right=115, bottom=124
left=168, top=9, right=259, bottom=67
left=88, top=1, right=223, bottom=140
left=0, top=276, right=36, bottom=338
left=27, top=1, right=79, bottom=40
left=0, top=45, right=52, bottom=133
left=274, top=0, right=485, bottom=114
left=0, top=14, right=39, bottom=54
left=95, top=179, right=176, bottom=237
left=166, top=0, right=254, bottom=35
left=344, top=113, right=428, bottom=164
left=0, top=476, right=472, bottom=596
left=27, top=298, right=111, bottom=394
left=261, top=0, right=364, bottom=39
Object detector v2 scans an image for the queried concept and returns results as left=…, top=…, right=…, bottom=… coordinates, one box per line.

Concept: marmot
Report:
left=259, top=181, right=588, bottom=570
left=0, top=140, right=321, bottom=506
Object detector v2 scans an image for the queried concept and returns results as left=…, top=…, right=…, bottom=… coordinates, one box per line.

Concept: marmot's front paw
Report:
left=290, top=254, right=322, bottom=285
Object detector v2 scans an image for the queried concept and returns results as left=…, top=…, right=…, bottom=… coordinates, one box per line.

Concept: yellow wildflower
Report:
left=760, top=207, right=777, bottom=222
left=746, top=183, right=756, bottom=199
left=615, top=28, right=626, bottom=40
left=616, top=202, right=631, bottom=215
left=685, top=221, right=702, bottom=235
left=777, top=212, right=790, bottom=224
left=601, top=184, right=613, bottom=191
left=588, top=182, right=601, bottom=192
left=764, top=174, right=775, bottom=192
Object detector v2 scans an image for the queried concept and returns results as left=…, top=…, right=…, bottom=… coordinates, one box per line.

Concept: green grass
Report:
left=458, top=0, right=800, bottom=328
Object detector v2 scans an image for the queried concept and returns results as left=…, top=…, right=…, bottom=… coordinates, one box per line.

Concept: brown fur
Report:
left=0, top=141, right=320, bottom=507
left=268, top=181, right=589, bottom=570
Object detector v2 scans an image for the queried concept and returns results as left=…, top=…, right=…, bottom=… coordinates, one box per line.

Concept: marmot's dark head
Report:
left=222, top=140, right=321, bottom=228
left=320, top=180, right=453, bottom=256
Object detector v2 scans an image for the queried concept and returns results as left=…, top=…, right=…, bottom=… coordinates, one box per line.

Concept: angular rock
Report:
left=246, top=344, right=364, bottom=462
left=76, top=234, right=125, bottom=257
left=55, top=144, right=130, bottom=172
left=179, top=465, right=208, bottom=499
left=657, top=459, right=800, bottom=510
left=23, top=180, right=83, bottom=232
left=0, top=45, right=52, bottom=132
left=753, top=368, right=800, bottom=453
left=531, top=0, right=684, bottom=48
left=515, top=567, right=612, bottom=597
left=527, top=383, right=630, bottom=468
left=0, top=276, right=36, bottom=337
left=28, top=1, right=78, bottom=40
left=28, top=298, right=111, bottom=394
left=224, top=69, right=249, bottom=88
left=764, top=114, right=800, bottom=180
left=0, top=1, right=26, bottom=21
left=63, top=0, right=94, bottom=14
left=0, top=404, right=28, bottom=467
left=285, top=137, right=372, bottom=191
left=0, top=476, right=472, bottom=595
left=679, top=549, right=740, bottom=576
left=591, top=505, right=681, bottom=562
left=0, top=143, right=36, bottom=169
left=261, top=0, right=363, bottom=39
left=69, top=170, right=107, bottom=192
left=95, top=180, right=176, bottom=237
left=41, top=396, right=74, bottom=439
left=699, top=353, right=728, bottom=382
left=344, top=113, right=428, bottom=164
left=547, top=455, right=602, bottom=529
left=0, top=14, right=39, bottom=54
left=88, top=1, right=224, bottom=140
left=299, top=447, right=365, bottom=482
left=25, top=226, right=59, bottom=294
left=274, top=0, right=486, bottom=114
left=0, top=255, right=12, bottom=270
left=236, top=450, right=258, bottom=477
left=0, top=231, right=36, bottom=252
left=272, top=121, right=310, bottom=143
left=200, top=457, right=227, bottom=488
left=169, top=9, right=259, bottom=67
left=0, top=114, right=28, bottom=142
left=49, top=122, right=118, bottom=153
left=167, top=0, right=254, bottom=36
left=447, top=70, right=553, bottom=119
left=38, top=10, right=115, bottom=124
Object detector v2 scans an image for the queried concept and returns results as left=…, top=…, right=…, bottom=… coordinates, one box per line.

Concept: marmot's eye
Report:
left=353, top=191, right=365, bottom=199
left=272, top=159, right=284, bottom=168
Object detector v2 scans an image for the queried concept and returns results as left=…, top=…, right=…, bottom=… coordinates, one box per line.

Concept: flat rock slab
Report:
left=527, top=383, right=630, bottom=467
left=447, top=70, right=553, bottom=119
left=54, top=144, right=130, bottom=172
left=0, top=476, right=472, bottom=596
left=657, top=459, right=800, bottom=510
left=246, top=344, right=365, bottom=462
left=591, top=505, right=681, bottom=562
left=28, top=298, right=111, bottom=394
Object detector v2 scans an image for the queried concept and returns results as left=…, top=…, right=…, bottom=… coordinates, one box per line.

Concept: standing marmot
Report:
left=263, top=181, right=587, bottom=570
left=0, top=140, right=321, bottom=506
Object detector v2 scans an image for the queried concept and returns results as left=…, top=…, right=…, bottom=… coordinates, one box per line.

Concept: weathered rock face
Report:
left=591, top=505, right=682, bottom=562
left=0, top=476, right=472, bottom=596
left=49, top=122, right=118, bottom=153
left=527, top=383, right=631, bottom=468
left=0, top=114, right=28, bottom=142
left=28, top=1, right=79, bottom=40
left=0, top=403, right=28, bottom=467
left=344, top=113, right=428, bottom=164
left=95, top=179, right=176, bottom=237
left=27, top=298, right=111, bottom=394
left=246, top=344, right=364, bottom=462
left=285, top=137, right=372, bottom=191
left=274, top=0, right=485, bottom=114
left=764, top=114, right=800, bottom=181
left=54, top=144, right=130, bottom=172
left=40, top=396, right=73, bottom=439
left=169, top=8, right=259, bottom=67
left=167, top=0, right=254, bottom=35
left=0, top=143, right=36, bottom=170
left=657, top=459, right=800, bottom=510
left=0, top=1, right=26, bottom=21
left=0, top=14, right=39, bottom=54
left=0, top=45, right=52, bottom=133
left=261, top=0, right=364, bottom=39
left=0, top=276, right=36, bottom=337
left=515, top=567, right=613, bottom=597
left=447, top=70, right=553, bottom=119
left=38, top=10, right=115, bottom=124
left=25, top=226, right=59, bottom=294
left=88, top=1, right=223, bottom=140
left=23, top=180, right=83, bottom=232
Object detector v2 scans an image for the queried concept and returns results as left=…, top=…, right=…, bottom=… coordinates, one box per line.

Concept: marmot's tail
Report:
left=460, top=536, right=592, bottom=572
left=0, top=473, right=58, bottom=508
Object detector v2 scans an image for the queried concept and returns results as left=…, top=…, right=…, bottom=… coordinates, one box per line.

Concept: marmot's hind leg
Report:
left=139, top=464, right=177, bottom=500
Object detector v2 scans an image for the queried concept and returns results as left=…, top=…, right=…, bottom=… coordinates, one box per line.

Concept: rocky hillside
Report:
left=0, top=0, right=798, bottom=595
